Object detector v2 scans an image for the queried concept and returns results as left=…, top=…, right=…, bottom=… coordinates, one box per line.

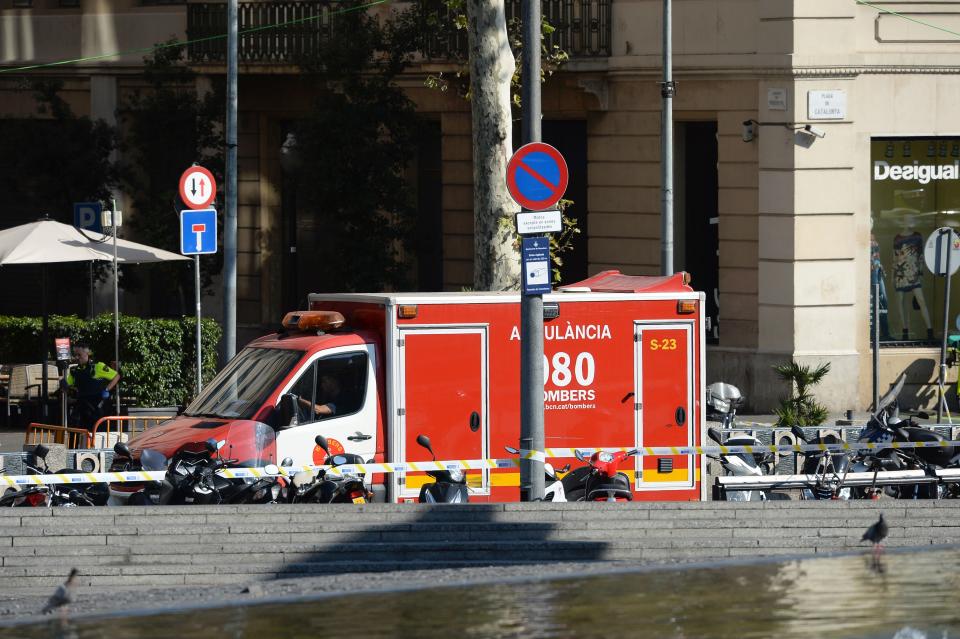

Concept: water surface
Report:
left=14, top=548, right=960, bottom=639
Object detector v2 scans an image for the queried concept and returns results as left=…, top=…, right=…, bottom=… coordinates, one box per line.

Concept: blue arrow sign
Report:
left=73, top=202, right=103, bottom=234
left=179, top=209, right=218, bottom=255
left=521, top=237, right=551, bottom=295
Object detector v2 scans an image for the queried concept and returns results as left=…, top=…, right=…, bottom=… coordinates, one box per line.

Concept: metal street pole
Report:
left=195, top=254, right=203, bottom=396
left=660, top=0, right=674, bottom=276
left=223, top=0, right=238, bottom=362
left=112, top=198, right=120, bottom=416
left=938, top=229, right=953, bottom=424
left=520, top=0, right=545, bottom=501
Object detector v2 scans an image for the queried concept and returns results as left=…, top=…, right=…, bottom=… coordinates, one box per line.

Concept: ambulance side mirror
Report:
left=280, top=393, right=299, bottom=428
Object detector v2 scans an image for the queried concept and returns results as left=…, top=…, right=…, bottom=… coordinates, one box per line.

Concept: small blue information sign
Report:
left=179, top=209, right=218, bottom=255
left=73, top=202, right=103, bottom=234
left=521, top=237, right=551, bottom=295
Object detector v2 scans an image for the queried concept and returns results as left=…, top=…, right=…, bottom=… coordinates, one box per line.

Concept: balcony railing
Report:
left=186, top=0, right=610, bottom=64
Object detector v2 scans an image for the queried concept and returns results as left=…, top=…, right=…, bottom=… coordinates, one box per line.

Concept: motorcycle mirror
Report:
left=504, top=445, right=519, bottom=455
left=559, top=463, right=571, bottom=474
left=707, top=427, right=723, bottom=444
left=574, top=449, right=586, bottom=462
left=416, top=434, right=435, bottom=460
left=790, top=425, right=807, bottom=442
left=315, top=435, right=329, bottom=455
left=114, top=442, right=132, bottom=457
left=331, top=455, right=347, bottom=466
left=204, top=439, right=218, bottom=453
left=34, top=444, right=49, bottom=460
left=264, top=464, right=280, bottom=475
left=281, top=457, right=294, bottom=467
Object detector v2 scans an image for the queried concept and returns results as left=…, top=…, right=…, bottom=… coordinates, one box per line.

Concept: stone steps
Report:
left=2, top=502, right=959, bottom=587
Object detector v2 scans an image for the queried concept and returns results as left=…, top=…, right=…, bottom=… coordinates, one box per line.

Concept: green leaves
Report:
left=0, top=314, right=222, bottom=408
left=773, top=361, right=831, bottom=427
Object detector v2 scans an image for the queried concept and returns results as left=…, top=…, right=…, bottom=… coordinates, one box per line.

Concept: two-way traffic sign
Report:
left=179, top=166, right=217, bottom=210
left=179, top=209, right=218, bottom=255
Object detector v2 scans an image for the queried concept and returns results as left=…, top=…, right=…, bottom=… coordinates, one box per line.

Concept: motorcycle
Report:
left=415, top=434, right=469, bottom=503
left=0, top=444, right=107, bottom=507
left=127, top=421, right=283, bottom=505
left=573, top=447, right=638, bottom=502
left=504, top=446, right=579, bottom=502
left=291, top=435, right=372, bottom=504
left=790, top=425, right=852, bottom=500
left=854, top=374, right=957, bottom=499
left=706, top=381, right=744, bottom=427
left=707, top=427, right=774, bottom=502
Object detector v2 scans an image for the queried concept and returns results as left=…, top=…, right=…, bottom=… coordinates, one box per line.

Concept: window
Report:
left=286, top=351, right=369, bottom=424
left=871, top=137, right=960, bottom=346
left=185, top=347, right=303, bottom=420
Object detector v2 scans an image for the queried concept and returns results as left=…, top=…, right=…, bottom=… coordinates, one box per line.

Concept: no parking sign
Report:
left=506, top=143, right=568, bottom=212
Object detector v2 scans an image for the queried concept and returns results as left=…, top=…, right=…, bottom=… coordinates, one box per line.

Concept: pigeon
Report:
left=862, top=514, right=889, bottom=557
left=42, top=568, right=78, bottom=614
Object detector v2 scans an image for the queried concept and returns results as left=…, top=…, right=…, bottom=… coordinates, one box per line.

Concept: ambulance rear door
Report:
left=634, top=321, right=696, bottom=490
left=396, top=325, right=489, bottom=500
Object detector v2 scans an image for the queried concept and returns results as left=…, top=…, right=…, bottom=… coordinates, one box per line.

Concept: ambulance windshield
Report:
left=185, top=347, right=303, bottom=420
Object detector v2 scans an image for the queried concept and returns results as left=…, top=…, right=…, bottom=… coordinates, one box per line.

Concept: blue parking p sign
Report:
left=179, top=209, right=217, bottom=255
left=73, top=202, right=103, bottom=234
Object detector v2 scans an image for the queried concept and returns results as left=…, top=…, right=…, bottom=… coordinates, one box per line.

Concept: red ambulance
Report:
left=119, top=270, right=706, bottom=502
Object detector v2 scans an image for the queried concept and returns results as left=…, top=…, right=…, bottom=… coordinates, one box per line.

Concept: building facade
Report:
left=2, top=0, right=959, bottom=410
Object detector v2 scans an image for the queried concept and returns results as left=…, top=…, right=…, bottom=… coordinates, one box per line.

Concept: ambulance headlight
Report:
left=598, top=452, right=614, bottom=463
left=448, top=468, right=464, bottom=483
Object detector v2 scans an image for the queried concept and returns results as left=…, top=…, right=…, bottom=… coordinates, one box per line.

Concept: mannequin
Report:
left=893, top=214, right=933, bottom=340
left=870, top=230, right=891, bottom=340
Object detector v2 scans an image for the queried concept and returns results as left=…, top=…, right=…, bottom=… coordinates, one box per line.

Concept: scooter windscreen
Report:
left=189, top=420, right=277, bottom=467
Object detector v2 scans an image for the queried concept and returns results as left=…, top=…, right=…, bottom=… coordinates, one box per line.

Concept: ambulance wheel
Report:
left=566, top=489, right=585, bottom=502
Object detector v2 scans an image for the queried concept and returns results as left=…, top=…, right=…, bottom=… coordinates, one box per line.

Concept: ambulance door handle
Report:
left=348, top=432, right=372, bottom=442
left=675, top=406, right=686, bottom=426
left=469, top=411, right=480, bottom=432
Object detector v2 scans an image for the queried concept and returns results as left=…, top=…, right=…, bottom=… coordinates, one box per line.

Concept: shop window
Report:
left=871, top=137, right=960, bottom=346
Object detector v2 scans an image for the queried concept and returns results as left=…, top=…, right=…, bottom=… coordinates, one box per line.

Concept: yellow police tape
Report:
left=2, top=439, right=960, bottom=487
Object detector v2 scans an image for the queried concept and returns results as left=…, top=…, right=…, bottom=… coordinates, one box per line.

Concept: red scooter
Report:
left=574, top=448, right=639, bottom=501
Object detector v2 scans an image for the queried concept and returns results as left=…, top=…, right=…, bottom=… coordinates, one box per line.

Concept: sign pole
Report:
left=521, top=0, right=544, bottom=502
left=112, top=198, right=121, bottom=417
left=660, top=0, right=674, bottom=276
left=195, top=254, right=203, bottom=396
left=224, top=0, right=239, bottom=364
left=938, top=228, right=953, bottom=424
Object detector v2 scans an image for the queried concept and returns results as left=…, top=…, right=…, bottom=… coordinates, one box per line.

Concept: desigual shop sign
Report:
left=874, top=161, right=960, bottom=184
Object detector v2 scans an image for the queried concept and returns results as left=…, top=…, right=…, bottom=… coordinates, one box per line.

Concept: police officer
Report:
left=61, top=343, right=120, bottom=430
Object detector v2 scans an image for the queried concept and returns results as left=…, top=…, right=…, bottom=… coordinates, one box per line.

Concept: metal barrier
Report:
left=24, top=423, right=93, bottom=449
left=90, top=415, right=173, bottom=449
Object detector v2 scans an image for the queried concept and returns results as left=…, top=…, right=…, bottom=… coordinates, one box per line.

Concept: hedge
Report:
left=0, top=314, right=222, bottom=408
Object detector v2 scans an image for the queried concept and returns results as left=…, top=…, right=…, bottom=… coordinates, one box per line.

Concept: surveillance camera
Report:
left=803, top=124, right=826, bottom=139
left=741, top=120, right=755, bottom=143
